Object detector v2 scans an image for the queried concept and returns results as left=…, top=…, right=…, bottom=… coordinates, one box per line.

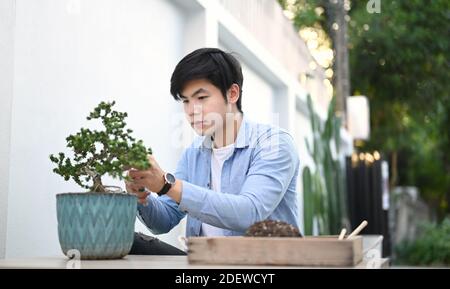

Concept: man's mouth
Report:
left=192, top=120, right=216, bottom=132
left=191, top=121, right=208, bottom=127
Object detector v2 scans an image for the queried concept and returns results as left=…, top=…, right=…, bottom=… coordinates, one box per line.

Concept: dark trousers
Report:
left=129, top=232, right=186, bottom=255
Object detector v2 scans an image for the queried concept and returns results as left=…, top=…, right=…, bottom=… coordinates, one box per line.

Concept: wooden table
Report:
left=0, top=255, right=389, bottom=269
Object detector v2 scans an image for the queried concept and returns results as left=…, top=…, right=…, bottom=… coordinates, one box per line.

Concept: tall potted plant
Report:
left=50, top=101, right=152, bottom=259
left=302, top=94, right=348, bottom=235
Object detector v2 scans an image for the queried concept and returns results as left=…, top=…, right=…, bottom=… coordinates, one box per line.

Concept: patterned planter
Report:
left=56, top=192, right=137, bottom=260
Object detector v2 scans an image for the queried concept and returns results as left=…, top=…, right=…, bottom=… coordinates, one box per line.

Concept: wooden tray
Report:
left=187, top=236, right=363, bottom=267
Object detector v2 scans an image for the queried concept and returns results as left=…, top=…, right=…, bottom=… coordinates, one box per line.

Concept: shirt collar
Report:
left=197, top=115, right=251, bottom=150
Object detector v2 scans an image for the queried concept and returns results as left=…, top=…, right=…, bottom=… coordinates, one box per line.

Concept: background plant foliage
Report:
left=303, top=94, right=347, bottom=235
left=395, top=218, right=450, bottom=266
left=349, top=0, right=450, bottom=219
left=279, top=0, right=450, bottom=219
left=50, top=101, right=152, bottom=193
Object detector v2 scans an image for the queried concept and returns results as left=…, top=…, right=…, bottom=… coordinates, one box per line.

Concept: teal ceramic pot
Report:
left=56, top=192, right=137, bottom=260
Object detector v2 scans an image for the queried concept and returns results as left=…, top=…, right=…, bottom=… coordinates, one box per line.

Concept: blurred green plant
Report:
left=50, top=101, right=152, bottom=193
left=395, top=218, right=450, bottom=266
left=279, top=0, right=450, bottom=219
left=348, top=0, right=450, bottom=219
left=303, top=94, right=347, bottom=235
left=278, top=0, right=326, bottom=30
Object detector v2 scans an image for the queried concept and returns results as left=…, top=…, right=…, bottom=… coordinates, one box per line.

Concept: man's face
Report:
left=180, top=79, right=229, bottom=136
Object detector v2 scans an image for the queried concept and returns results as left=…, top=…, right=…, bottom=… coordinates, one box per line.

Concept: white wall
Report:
left=218, top=0, right=331, bottom=114
left=0, top=0, right=15, bottom=259
left=240, top=62, right=275, bottom=125
left=5, top=0, right=186, bottom=258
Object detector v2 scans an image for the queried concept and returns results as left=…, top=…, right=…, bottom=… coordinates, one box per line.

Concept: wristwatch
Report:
left=157, top=172, right=176, bottom=196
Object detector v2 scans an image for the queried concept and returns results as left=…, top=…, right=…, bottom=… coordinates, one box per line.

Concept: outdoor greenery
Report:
left=50, top=101, right=152, bottom=193
left=279, top=0, right=450, bottom=219
left=348, top=0, right=450, bottom=219
left=395, top=218, right=450, bottom=266
left=303, top=94, right=347, bottom=235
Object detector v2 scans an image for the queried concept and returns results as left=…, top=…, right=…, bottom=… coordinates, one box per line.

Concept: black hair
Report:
left=170, top=47, right=244, bottom=113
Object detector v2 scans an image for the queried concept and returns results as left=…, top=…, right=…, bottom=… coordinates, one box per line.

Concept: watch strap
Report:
left=157, top=182, right=171, bottom=196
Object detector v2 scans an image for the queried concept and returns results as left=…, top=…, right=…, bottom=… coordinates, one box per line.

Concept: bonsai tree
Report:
left=50, top=101, right=152, bottom=193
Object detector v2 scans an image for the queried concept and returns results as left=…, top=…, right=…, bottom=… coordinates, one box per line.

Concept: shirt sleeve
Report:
left=178, top=132, right=299, bottom=232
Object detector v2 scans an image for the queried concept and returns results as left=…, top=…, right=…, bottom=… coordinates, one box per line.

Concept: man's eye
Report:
left=198, top=96, right=208, bottom=100
left=182, top=100, right=189, bottom=104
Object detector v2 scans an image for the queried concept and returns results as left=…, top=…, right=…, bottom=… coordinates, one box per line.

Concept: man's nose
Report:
left=188, top=103, right=202, bottom=117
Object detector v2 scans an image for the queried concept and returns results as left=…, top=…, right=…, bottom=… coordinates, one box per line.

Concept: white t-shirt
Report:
left=200, top=142, right=235, bottom=236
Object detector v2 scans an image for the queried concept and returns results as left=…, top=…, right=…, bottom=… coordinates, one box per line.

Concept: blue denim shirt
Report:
left=137, top=117, right=300, bottom=237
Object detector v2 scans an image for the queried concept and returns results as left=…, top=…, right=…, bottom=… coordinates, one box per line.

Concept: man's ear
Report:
left=227, top=83, right=240, bottom=104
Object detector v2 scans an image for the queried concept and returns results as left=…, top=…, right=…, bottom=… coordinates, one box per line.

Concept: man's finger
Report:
left=126, top=182, right=143, bottom=194
left=128, top=170, right=147, bottom=179
left=131, top=188, right=150, bottom=199
left=125, top=181, right=134, bottom=192
left=129, top=179, right=147, bottom=188
left=128, top=182, right=142, bottom=191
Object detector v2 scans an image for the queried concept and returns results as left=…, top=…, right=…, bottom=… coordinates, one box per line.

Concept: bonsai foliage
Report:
left=50, top=101, right=152, bottom=193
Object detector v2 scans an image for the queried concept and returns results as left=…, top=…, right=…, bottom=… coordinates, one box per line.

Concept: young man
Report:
left=126, top=47, right=300, bottom=255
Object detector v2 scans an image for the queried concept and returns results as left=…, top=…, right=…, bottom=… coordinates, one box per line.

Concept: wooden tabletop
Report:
left=0, top=255, right=389, bottom=269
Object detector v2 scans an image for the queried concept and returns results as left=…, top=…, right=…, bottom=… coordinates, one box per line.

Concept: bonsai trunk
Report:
left=83, top=167, right=107, bottom=193
left=92, top=175, right=106, bottom=193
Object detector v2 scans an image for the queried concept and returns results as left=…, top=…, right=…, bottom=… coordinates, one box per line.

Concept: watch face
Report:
left=166, top=173, right=176, bottom=184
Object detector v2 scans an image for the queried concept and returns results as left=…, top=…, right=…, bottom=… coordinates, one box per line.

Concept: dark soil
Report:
left=245, top=220, right=303, bottom=237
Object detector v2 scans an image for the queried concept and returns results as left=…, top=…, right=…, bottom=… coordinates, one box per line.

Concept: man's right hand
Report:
left=125, top=180, right=150, bottom=206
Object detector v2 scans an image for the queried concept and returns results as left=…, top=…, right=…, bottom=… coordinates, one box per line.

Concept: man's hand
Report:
left=125, top=181, right=150, bottom=205
left=125, top=155, right=165, bottom=203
